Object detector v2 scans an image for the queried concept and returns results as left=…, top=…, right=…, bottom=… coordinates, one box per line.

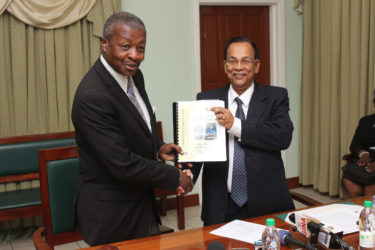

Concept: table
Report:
left=82, top=195, right=369, bottom=250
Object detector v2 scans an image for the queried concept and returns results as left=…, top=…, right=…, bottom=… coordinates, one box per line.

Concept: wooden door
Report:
left=200, top=6, right=270, bottom=92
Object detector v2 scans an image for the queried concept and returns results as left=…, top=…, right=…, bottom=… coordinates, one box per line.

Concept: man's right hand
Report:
left=176, top=169, right=194, bottom=196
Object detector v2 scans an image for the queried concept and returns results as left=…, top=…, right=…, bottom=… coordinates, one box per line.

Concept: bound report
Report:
left=173, top=100, right=227, bottom=162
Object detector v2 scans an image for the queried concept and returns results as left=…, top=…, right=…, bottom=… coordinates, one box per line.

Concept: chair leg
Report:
left=159, top=195, right=167, bottom=216
left=177, top=194, right=185, bottom=230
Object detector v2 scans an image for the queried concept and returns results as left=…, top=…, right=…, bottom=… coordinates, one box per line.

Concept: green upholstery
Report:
left=47, top=158, right=79, bottom=234
left=0, top=138, right=75, bottom=176
left=0, top=188, right=41, bottom=210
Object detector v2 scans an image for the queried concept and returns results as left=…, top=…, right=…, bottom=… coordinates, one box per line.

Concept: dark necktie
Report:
left=127, top=78, right=146, bottom=122
left=231, top=97, right=247, bottom=207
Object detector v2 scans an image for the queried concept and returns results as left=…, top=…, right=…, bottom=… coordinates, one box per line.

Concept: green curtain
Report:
left=299, top=0, right=375, bottom=196
left=0, top=0, right=121, bottom=231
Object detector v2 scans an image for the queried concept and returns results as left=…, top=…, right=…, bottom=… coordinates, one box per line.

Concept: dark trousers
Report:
left=224, top=193, right=248, bottom=222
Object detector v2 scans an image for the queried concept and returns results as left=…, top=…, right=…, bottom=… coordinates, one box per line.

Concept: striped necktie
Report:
left=231, top=97, right=248, bottom=207
left=127, top=78, right=146, bottom=122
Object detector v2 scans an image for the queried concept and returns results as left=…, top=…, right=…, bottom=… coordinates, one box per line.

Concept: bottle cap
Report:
left=364, top=200, right=372, bottom=207
left=266, top=218, right=275, bottom=226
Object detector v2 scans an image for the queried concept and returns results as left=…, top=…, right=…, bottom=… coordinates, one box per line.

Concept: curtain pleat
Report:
left=299, top=0, right=375, bottom=196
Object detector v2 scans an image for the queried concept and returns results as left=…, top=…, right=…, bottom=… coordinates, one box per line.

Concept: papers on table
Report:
left=284, top=203, right=363, bottom=235
left=210, top=203, right=363, bottom=244
left=210, top=220, right=281, bottom=244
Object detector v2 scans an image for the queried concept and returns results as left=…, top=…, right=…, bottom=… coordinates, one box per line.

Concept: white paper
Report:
left=285, top=203, right=363, bottom=235
left=210, top=219, right=282, bottom=244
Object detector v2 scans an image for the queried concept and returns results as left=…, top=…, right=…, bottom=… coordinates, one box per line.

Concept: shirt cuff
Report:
left=359, top=151, right=370, bottom=158
left=183, top=169, right=193, bottom=180
left=156, top=151, right=163, bottom=162
left=227, top=117, right=242, bottom=139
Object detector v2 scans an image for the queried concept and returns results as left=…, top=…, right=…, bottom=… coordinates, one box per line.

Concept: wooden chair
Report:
left=33, top=227, right=53, bottom=250
left=38, top=145, right=82, bottom=248
left=0, top=132, right=75, bottom=223
left=155, top=122, right=185, bottom=230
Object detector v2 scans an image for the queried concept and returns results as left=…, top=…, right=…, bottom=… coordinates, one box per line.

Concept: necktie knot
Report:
left=235, top=97, right=242, bottom=106
left=234, top=97, right=245, bottom=120
left=127, top=79, right=135, bottom=96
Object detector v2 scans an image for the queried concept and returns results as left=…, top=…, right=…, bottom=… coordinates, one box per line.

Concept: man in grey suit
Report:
left=71, top=12, right=193, bottom=245
left=192, top=36, right=295, bottom=226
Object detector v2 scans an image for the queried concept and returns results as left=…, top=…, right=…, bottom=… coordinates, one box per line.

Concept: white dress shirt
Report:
left=227, top=83, right=254, bottom=192
left=100, top=55, right=151, bottom=131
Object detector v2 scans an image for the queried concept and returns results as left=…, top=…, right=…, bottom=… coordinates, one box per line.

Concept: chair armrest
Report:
left=33, top=227, right=53, bottom=250
left=342, top=153, right=354, bottom=164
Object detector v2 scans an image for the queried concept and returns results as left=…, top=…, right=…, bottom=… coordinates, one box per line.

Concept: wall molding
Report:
left=192, top=0, right=286, bottom=93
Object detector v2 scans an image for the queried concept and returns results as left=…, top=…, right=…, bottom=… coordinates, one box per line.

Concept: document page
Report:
left=284, top=203, right=363, bottom=234
left=210, top=220, right=282, bottom=244
left=174, top=100, right=226, bottom=162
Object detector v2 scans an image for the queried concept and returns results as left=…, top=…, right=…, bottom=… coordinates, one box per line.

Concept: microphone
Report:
left=288, top=213, right=323, bottom=237
left=207, top=241, right=225, bottom=250
left=279, top=230, right=316, bottom=250
left=288, top=213, right=354, bottom=250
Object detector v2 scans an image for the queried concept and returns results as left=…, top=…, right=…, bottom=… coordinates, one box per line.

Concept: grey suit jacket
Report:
left=71, top=59, right=179, bottom=245
left=192, top=82, right=295, bottom=225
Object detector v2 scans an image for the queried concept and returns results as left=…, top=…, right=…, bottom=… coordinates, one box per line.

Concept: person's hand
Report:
left=158, top=144, right=193, bottom=169
left=158, top=143, right=182, bottom=162
left=357, top=150, right=371, bottom=166
left=365, top=161, right=375, bottom=173
left=176, top=169, right=194, bottom=196
left=210, top=107, right=234, bottom=130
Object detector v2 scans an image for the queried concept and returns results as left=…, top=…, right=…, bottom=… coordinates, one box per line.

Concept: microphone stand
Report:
left=290, top=226, right=318, bottom=250
left=307, top=222, right=321, bottom=247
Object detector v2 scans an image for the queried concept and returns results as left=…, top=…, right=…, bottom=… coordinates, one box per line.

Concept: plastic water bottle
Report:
left=359, top=200, right=375, bottom=250
left=262, top=218, right=280, bottom=250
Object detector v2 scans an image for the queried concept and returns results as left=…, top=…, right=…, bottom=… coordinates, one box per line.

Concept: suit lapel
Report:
left=95, top=60, right=152, bottom=137
left=133, top=79, right=159, bottom=146
left=247, top=82, right=267, bottom=121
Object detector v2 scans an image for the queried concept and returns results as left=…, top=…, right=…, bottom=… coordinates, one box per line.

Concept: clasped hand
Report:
left=357, top=153, right=375, bottom=173
left=158, top=143, right=194, bottom=196
left=176, top=169, right=194, bottom=196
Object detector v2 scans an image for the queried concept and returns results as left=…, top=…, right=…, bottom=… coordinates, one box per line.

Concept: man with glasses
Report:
left=191, top=36, right=295, bottom=226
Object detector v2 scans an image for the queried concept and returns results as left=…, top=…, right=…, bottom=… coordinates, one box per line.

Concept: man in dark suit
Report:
left=192, top=36, right=295, bottom=226
left=71, top=12, right=193, bottom=245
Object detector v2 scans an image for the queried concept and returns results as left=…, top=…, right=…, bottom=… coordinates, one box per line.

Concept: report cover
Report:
left=173, top=100, right=227, bottom=162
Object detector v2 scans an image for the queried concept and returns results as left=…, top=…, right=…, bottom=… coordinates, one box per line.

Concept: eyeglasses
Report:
left=225, top=58, right=258, bottom=67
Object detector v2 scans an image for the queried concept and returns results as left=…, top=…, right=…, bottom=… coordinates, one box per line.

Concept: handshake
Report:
left=157, top=143, right=194, bottom=196
left=176, top=169, right=194, bottom=196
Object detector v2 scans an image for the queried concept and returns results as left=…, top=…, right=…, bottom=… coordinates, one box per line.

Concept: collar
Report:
left=229, top=82, right=254, bottom=107
left=100, top=55, right=129, bottom=90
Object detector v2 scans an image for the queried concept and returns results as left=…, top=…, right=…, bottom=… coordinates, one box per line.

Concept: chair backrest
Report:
left=38, top=145, right=82, bottom=248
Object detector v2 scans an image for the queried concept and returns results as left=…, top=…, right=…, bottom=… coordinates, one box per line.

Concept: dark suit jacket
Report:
left=71, top=59, right=179, bottom=245
left=192, top=82, right=295, bottom=226
left=350, top=114, right=375, bottom=159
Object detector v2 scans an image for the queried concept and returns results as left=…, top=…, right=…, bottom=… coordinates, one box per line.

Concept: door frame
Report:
left=193, top=0, right=285, bottom=92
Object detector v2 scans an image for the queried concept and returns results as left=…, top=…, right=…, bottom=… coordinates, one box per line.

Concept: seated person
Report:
left=342, top=91, right=375, bottom=198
